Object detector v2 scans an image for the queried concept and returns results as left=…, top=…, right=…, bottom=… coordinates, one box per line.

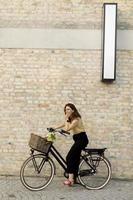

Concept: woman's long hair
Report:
left=64, top=103, right=81, bottom=123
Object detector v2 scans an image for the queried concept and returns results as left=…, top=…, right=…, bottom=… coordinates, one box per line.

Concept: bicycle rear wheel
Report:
left=78, top=154, right=111, bottom=190
left=20, top=154, right=55, bottom=191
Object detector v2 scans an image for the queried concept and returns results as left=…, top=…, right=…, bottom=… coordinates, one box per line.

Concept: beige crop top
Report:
left=65, top=117, right=85, bottom=135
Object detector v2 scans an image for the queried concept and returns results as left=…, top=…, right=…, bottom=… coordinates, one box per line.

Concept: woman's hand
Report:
left=65, top=114, right=69, bottom=120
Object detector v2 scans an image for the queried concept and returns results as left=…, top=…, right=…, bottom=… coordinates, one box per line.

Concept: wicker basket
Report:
left=29, top=133, right=52, bottom=154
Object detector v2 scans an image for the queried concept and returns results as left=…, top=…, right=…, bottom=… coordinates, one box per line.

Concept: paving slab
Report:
left=0, top=176, right=133, bottom=200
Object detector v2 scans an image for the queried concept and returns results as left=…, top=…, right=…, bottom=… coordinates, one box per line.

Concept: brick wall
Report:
left=0, top=49, right=133, bottom=178
left=0, top=0, right=133, bottom=179
left=0, top=0, right=133, bottom=29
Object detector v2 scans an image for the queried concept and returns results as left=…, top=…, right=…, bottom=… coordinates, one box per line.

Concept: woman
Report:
left=54, top=103, right=89, bottom=186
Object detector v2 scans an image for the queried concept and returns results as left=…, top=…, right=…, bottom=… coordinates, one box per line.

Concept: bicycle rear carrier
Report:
left=83, top=148, right=107, bottom=156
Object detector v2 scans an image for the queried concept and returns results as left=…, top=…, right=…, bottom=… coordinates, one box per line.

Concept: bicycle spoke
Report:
left=78, top=155, right=111, bottom=190
left=20, top=155, right=55, bottom=191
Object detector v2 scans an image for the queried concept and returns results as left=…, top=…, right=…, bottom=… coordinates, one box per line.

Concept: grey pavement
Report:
left=0, top=176, right=133, bottom=200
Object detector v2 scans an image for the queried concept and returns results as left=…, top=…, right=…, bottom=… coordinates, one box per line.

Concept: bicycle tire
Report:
left=78, top=154, right=111, bottom=190
left=20, top=154, right=55, bottom=191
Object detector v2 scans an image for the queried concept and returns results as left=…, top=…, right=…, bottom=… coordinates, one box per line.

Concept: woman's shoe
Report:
left=63, top=179, right=74, bottom=186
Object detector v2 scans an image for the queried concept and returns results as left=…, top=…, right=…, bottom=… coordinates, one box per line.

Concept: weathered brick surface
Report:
left=0, top=49, right=133, bottom=178
left=0, top=0, right=133, bottom=29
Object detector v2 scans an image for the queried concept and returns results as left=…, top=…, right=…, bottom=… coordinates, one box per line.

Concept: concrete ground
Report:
left=0, top=176, right=133, bottom=200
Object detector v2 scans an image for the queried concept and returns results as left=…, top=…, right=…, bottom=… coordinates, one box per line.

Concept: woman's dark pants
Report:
left=66, top=132, right=89, bottom=177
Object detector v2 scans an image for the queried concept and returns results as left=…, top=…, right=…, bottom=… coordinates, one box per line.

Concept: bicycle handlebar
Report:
left=47, top=128, right=70, bottom=136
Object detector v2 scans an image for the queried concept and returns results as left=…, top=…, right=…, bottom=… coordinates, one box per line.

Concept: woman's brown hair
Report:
left=64, top=103, right=81, bottom=122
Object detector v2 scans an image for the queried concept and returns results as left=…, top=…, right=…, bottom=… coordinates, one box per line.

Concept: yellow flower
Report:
left=47, top=133, right=56, bottom=142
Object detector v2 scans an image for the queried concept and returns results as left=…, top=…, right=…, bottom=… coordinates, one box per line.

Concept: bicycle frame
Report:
left=50, top=145, right=101, bottom=174
left=49, top=146, right=100, bottom=177
left=50, top=144, right=67, bottom=172
left=30, top=145, right=98, bottom=175
left=30, top=144, right=67, bottom=173
left=49, top=146, right=99, bottom=174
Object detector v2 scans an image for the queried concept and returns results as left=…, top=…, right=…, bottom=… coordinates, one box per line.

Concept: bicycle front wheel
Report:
left=78, top=155, right=111, bottom=190
left=20, top=154, right=55, bottom=191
